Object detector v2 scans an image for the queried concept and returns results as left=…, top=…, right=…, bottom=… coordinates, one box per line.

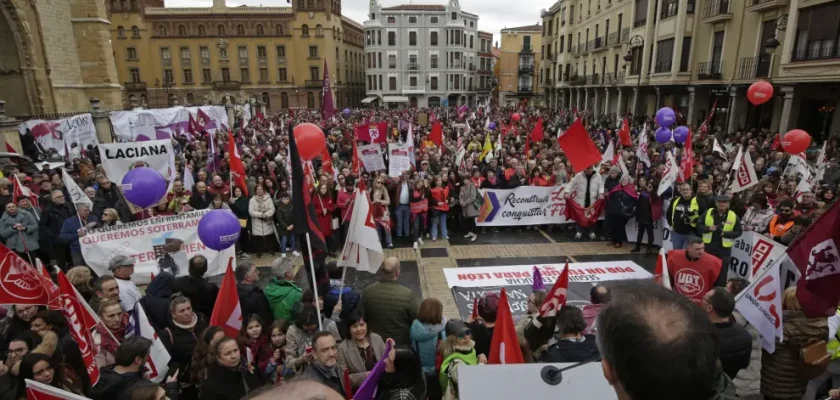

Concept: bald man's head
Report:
left=244, top=380, right=345, bottom=400
left=381, top=256, right=400, bottom=280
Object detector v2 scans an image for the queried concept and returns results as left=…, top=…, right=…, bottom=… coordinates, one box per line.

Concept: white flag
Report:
left=269, top=121, right=275, bottom=136
left=712, top=138, right=727, bottom=159
left=787, top=154, right=810, bottom=178
left=25, top=379, right=90, bottom=400
left=657, top=151, right=679, bottom=196
left=127, top=303, right=171, bottom=383
left=730, top=150, right=759, bottom=193
left=183, top=165, right=196, bottom=192
left=794, top=170, right=816, bottom=203
left=601, top=140, right=615, bottom=164
left=654, top=248, right=672, bottom=290
left=636, top=124, right=651, bottom=167
left=617, top=153, right=630, bottom=177
left=337, top=183, right=385, bottom=273
left=735, top=257, right=784, bottom=353
left=814, top=142, right=827, bottom=184
left=731, top=146, right=744, bottom=171
left=61, top=169, right=92, bottom=208
left=407, top=123, right=416, bottom=167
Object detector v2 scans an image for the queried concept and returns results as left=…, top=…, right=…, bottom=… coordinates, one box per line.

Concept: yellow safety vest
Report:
left=671, top=196, right=700, bottom=227
left=703, top=209, right=737, bottom=248
left=828, top=308, right=840, bottom=360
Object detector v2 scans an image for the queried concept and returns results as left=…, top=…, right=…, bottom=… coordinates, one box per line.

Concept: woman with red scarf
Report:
left=92, top=299, right=130, bottom=368
left=606, top=175, right=638, bottom=248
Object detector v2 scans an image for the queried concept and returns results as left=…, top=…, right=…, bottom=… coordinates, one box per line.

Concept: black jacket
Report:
left=158, top=316, right=209, bottom=384
left=467, top=322, right=494, bottom=360
left=40, top=202, right=75, bottom=241
left=607, top=190, right=636, bottom=219
left=199, top=363, right=263, bottom=400
left=189, top=191, right=213, bottom=210
left=539, top=335, right=601, bottom=363
left=714, top=321, right=753, bottom=379
left=237, top=283, right=274, bottom=325
left=172, top=276, right=219, bottom=318
left=635, top=192, right=654, bottom=224
left=90, top=366, right=179, bottom=400
left=140, top=272, right=175, bottom=332
left=91, top=196, right=109, bottom=220
left=300, top=363, right=348, bottom=398
left=96, top=185, right=122, bottom=209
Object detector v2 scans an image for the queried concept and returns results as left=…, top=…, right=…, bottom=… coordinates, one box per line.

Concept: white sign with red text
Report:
left=443, top=261, right=652, bottom=288
left=476, top=184, right=575, bottom=227
left=735, top=256, right=784, bottom=352
left=358, top=143, right=386, bottom=172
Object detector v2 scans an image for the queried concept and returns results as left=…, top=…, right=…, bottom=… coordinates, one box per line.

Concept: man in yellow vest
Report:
left=699, top=195, right=742, bottom=287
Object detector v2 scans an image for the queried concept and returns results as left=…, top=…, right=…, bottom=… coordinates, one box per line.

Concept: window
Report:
left=315, top=24, right=323, bottom=36
left=180, top=47, right=191, bottom=61
left=431, top=16, right=438, bottom=23
left=377, top=31, right=382, bottom=45
left=281, top=92, right=288, bottom=108
left=310, top=66, right=319, bottom=80
left=202, top=69, right=211, bottom=83
left=132, top=26, right=140, bottom=38
left=302, top=24, right=309, bottom=36
left=161, top=47, right=171, bottom=61
left=129, top=68, right=141, bottom=83
left=389, top=55, right=396, bottom=68
left=158, top=25, right=167, bottom=36
left=387, top=16, right=395, bottom=23
left=200, top=46, right=209, bottom=61
left=680, top=37, right=691, bottom=71
left=661, top=0, right=677, bottom=19
left=793, top=2, right=840, bottom=61
left=259, top=68, right=268, bottom=82
left=238, top=46, right=248, bottom=60
left=409, top=16, right=417, bottom=23
left=388, top=31, right=396, bottom=46
left=307, top=92, right=315, bottom=108
left=309, top=46, right=318, bottom=58
left=127, top=47, right=137, bottom=60
left=198, top=25, right=206, bottom=36
left=711, top=31, right=724, bottom=72
left=431, top=31, right=438, bottom=46
left=451, top=12, right=457, bottom=20
left=277, top=45, right=286, bottom=58
left=633, top=0, right=648, bottom=27
left=178, top=25, right=187, bottom=36
left=278, top=68, right=288, bottom=82
left=164, top=69, right=174, bottom=84
left=409, top=76, right=417, bottom=87
left=469, top=35, right=474, bottom=49
left=117, top=26, right=125, bottom=39
left=276, top=24, right=284, bottom=35
left=184, top=69, right=193, bottom=83
left=237, top=24, right=245, bottom=35
left=654, top=39, right=674, bottom=73
left=221, top=67, right=230, bottom=81
left=218, top=25, right=225, bottom=35
left=240, top=68, right=250, bottom=82
left=256, top=24, right=264, bottom=35
left=409, top=31, right=417, bottom=46
left=257, top=46, right=267, bottom=58
left=470, top=21, right=474, bottom=27
left=389, top=76, right=397, bottom=90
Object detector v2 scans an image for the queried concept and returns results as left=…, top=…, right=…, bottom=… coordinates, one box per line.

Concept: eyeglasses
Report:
left=6, top=347, right=27, bottom=356
left=780, top=209, right=792, bottom=213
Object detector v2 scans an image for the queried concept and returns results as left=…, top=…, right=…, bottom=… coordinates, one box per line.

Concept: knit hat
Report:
left=609, top=166, right=621, bottom=175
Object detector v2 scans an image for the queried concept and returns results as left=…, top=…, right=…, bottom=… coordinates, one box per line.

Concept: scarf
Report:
left=93, top=314, right=130, bottom=355
left=173, top=313, right=198, bottom=330
left=608, top=183, right=638, bottom=199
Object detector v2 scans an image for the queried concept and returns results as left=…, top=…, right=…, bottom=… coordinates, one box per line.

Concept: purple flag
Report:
left=532, top=266, right=545, bottom=291
left=353, top=340, right=393, bottom=400
left=321, top=59, right=335, bottom=121
left=205, top=130, right=219, bottom=173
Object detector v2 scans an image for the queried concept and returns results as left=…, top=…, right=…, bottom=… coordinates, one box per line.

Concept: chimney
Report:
left=212, top=0, right=226, bottom=9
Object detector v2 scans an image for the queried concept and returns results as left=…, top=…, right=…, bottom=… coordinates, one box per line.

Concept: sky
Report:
left=164, top=0, right=556, bottom=43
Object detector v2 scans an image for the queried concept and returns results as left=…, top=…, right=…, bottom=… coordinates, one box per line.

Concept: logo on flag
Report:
left=806, top=239, right=839, bottom=281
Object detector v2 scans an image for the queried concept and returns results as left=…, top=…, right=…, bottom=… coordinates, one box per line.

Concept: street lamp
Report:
left=764, top=37, right=780, bottom=55
left=623, top=35, right=645, bottom=116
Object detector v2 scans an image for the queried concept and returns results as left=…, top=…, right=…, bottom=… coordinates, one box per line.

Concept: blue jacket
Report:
left=58, top=215, right=98, bottom=254
left=410, top=319, right=446, bottom=374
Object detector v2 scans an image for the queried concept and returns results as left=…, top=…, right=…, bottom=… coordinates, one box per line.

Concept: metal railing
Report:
left=701, top=0, right=730, bottom=19
left=697, top=59, right=724, bottom=79
left=621, top=28, right=630, bottom=43
left=654, top=60, right=672, bottom=73
left=407, top=63, right=420, bottom=70
left=518, top=86, right=533, bottom=92
left=124, top=82, right=147, bottom=90
left=617, top=71, right=625, bottom=84
left=213, top=81, right=241, bottom=90
left=305, top=80, right=323, bottom=87
left=737, top=55, right=770, bottom=79
left=749, top=0, right=788, bottom=7
left=521, top=45, right=534, bottom=52
left=519, top=64, right=535, bottom=74
left=633, top=18, right=647, bottom=28
left=607, top=32, right=618, bottom=46
left=791, top=44, right=840, bottom=62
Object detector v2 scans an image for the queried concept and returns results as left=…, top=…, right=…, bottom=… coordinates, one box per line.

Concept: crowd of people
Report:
left=0, top=104, right=837, bottom=400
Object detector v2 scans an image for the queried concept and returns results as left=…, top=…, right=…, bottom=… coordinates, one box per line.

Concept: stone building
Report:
left=108, top=0, right=365, bottom=111
left=0, top=0, right=123, bottom=117
left=499, top=24, right=544, bottom=106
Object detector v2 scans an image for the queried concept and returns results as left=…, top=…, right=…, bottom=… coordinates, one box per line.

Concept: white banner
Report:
left=731, top=150, right=759, bottom=193
left=80, top=210, right=235, bottom=285
left=358, top=144, right=385, bottom=172
left=109, top=106, right=228, bottom=142
left=387, top=142, right=411, bottom=177
left=475, top=184, right=573, bottom=227
left=98, top=139, right=176, bottom=191
left=735, top=257, right=784, bottom=352
left=443, top=261, right=652, bottom=288
left=19, top=114, right=98, bottom=157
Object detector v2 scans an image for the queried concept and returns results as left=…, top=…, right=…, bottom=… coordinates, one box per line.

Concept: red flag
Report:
left=563, top=198, right=605, bottom=227
left=5, top=143, right=17, bottom=153
left=228, top=130, right=249, bottom=196
left=351, top=139, right=361, bottom=176
left=788, top=201, right=840, bottom=317
left=188, top=114, right=198, bottom=136
left=488, top=288, right=525, bottom=365
left=354, top=122, right=388, bottom=144
left=288, top=124, right=328, bottom=254
left=26, top=379, right=90, bottom=400
left=679, top=128, right=695, bottom=182
left=618, top=118, right=632, bottom=147
left=529, top=118, right=544, bottom=142
left=471, top=297, right=479, bottom=320
left=320, top=144, right=336, bottom=180
left=429, top=121, right=443, bottom=147
left=12, top=175, right=38, bottom=208
left=56, top=271, right=100, bottom=384
left=343, top=368, right=353, bottom=400
left=538, top=263, right=569, bottom=318
left=654, top=248, right=672, bottom=290
left=0, top=244, right=59, bottom=309
left=557, top=118, right=602, bottom=172
left=209, top=258, right=242, bottom=338
left=770, top=133, right=781, bottom=151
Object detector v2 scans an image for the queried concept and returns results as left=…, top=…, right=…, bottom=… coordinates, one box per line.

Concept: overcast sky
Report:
left=164, top=0, right=555, bottom=43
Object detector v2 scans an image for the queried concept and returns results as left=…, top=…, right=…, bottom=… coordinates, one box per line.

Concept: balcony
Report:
left=594, top=37, right=605, bottom=51
left=607, top=32, right=618, bottom=47
left=604, top=73, right=615, bottom=85
left=213, top=81, right=241, bottom=90
left=737, top=55, right=770, bottom=79
left=633, top=18, right=647, bottom=28
left=521, top=45, right=534, bottom=53
left=305, top=80, right=323, bottom=87
left=700, top=0, right=732, bottom=22
left=402, top=86, right=426, bottom=94
left=519, top=64, right=535, bottom=74
left=406, top=63, right=420, bottom=71
left=569, top=75, right=586, bottom=85
left=584, top=74, right=593, bottom=84
left=124, top=82, right=147, bottom=91
left=570, top=45, right=578, bottom=56
left=517, top=86, right=533, bottom=94
left=621, top=28, right=630, bottom=43
left=541, top=78, right=553, bottom=88
left=791, top=44, right=840, bottom=62
left=654, top=60, right=672, bottom=74
left=478, top=68, right=493, bottom=75
left=746, top=0, right=789, bottom=12
left=697, top=60, right=724, bottom=79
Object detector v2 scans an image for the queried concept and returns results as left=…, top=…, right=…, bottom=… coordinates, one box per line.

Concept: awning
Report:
left=361, top=96, right=379, bottom=104
left=383, top=96, right=409, bottom=103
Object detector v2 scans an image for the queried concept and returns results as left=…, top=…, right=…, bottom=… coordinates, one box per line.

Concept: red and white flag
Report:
left=56, top=271, right=100, bottom=384
left=601, top=140, right=615, bottom=165
left=636, top=123, right=651, bottom=167
left=730, top=148, right=759, bottom=193
left=788, top=201, right=840, bottom=317
left=734, top=257, right=783, bottom=352
left=712, top=138, right=727, bottom=159
left=488, top=288, right=525, bottom=365
left=25, top=379, right=89, bottom=400
left=228, top=131, right=249, bottom=196
left=0, top=244, right=60, bottom=309
left=654, top=248, right=672, bottom=290
left=564, top=198, right=605, bottom=228
left=338, top=180, right=385, bottom=273
left=126, top=303, right=171, bottom=383
left=12, top=175, right=39, bottom=208
left=209, top=258, right=242, bottom=338
left=538, top=263, right=569, bottom=318
left=657, top=151, right=679, bottom=196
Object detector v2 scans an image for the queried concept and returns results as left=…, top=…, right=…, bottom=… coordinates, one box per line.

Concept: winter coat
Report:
left=361, top=280, right=419, bottom=346
left=158, top=315, right=209, bottom=385
left=714, top=321, right=753, bottom=379
left=40, top=202, right=75, bottom=243
left=237, top=282, right=274, bottom=325
left=189, top=191, right=213, bottom=210
left=58, top=214, right=97, bottom=254
left=635, top=192, right=655, bottom=224
left=760, top=310, right=828, bottom=399
left=264, top=278, right=303, bottom=323
left=91, top=196, right=108, bottom=220
left=283, top=319, right=342, bottom=372
left=539, top=336, right=601, bottom=363
left=410, top=319, right=446, bottom=374
left=742, top=206, right=775, bottom=234
left=96, top=185, right=121, bottom=209
left=571, top=171, right=604, bottom=207
left=606, top=189, right=636, bottom=219
left=459, top=182, right=479, bottom=218
left=300, top=363, right=349, bottom=398
left=604, top=175, right=621, bottom=193
left=139, top=272, right=175, bottom=332
left=231, top=196, right=250, bottom=221
left=324, top=284, right=361, bottom=322
left=0, top=211, right=39, bottom=252
left=199, top=362, right=263, bottom=400
left=313, top=193, right=335, bottom=237
left=732, top=311, right=762, bottom=398
left=337, top=189, right=355, bottom=222
left=274, top=201, right=294, bottom=233
left=249, top=194, right=276, bottom=237
left=172, top=275, right=219, bottom=319
left=89, top=366, right=179, bottom=400
left=337, top=333, right=386, bottom=388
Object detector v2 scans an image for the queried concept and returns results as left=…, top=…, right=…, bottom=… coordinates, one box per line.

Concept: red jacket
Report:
left=313, top=193, right=336, bottom=236
left=667, top=250, right=723, bottom=305
left=336, top=189, right=354, bottom=222
left=430, top=187, right=450, bottom=212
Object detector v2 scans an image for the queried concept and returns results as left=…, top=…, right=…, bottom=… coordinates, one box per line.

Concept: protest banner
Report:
left=444, top=262, right=651, bottom=320
left=358, top=143, right=386, bottom=172
left=476, top=185, right=573, bottom=227
left=98, top=139, right=177, bottom=191
left=18, top=114, right=98, bottom=157
left=387, top=142, right=411, bottom=177
left=735, top=257, right=784, bottom=352
left=80, top=210, right=236, bottom=285
left=109, top=106, right=227, bottom=141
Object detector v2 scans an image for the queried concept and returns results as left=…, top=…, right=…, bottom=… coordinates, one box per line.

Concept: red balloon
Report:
left=293, top=123, right=326, bottom=161
left=747, top=81, right=774, bottom=106
left=511, top=113, right=521, bottom=122
left=782, top=129, right=811, bottom=155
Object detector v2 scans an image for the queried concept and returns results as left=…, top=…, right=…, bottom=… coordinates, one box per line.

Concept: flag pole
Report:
left=338, top=263, right=347, bottom=305
left=304, top=232, right=323, bottom=331
left=722, top=145, right=742, bottom=193
left=17, top=232, right=35, bottom=267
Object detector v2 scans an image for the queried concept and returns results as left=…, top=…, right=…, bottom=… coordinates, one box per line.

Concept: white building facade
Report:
left=363, top=0, right=482, bottom=108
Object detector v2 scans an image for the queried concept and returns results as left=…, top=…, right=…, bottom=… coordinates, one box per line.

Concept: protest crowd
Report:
left=0, top=99, right=838, bottom=400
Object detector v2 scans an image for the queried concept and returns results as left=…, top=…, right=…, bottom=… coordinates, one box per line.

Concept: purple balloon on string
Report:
left=673, top=126, right=690, bottom=144
left=121, top=167, right=168, bottom=209
left=532, top=267, right=546, bottom=291
left=489, top=122, right=497, bottom=130
left=655, top=127, right=673, bottom=144
left=343, top=108, right=351, bottom=115
left=655, top=107, right=677, bottom=128
left=198, top=209, right=241, bottom=251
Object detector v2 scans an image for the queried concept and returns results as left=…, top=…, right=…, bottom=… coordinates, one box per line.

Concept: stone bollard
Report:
left=90, top=97, right=114, bottom=144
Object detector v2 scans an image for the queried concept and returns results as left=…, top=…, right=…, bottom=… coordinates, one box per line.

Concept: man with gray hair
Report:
left=58, top=203, right=97, bottom=266
left=264, top=257, right=303, bottom=324
left=40, top=189, right=75, bottom=269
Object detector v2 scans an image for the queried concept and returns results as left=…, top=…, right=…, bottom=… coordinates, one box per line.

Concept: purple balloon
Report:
left=655, top=107, right=677, bottom=128
left=673, top=126, right=690, bottom=144
left=342, top=108, right=351, bottom=115
left=489, top=122, right=497, bottom=130
left=655, top=127, right=673, bottom=144
left=198, top=209, right=241, bottom=251
left=121, top=167, right=168, bottom=209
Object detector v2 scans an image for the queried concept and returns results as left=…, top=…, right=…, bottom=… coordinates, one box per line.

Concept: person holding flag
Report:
left=439, top=319, right=487, bottom=399
left=89, top=336, right=180, bottom=400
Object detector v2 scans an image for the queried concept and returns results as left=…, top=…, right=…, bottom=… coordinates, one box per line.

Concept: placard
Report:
left=358, top=144, right=386, bottom=172
left=388, top=142, right=411, bottom=177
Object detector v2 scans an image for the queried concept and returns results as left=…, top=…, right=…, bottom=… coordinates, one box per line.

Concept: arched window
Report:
left=281, top=92, right=289, bottom=108
left=262, top=92, right=270, bottom=109
left=186, top=93, right=195, bottom=105
left=218, top=25, right=225, bottom=35
left=237, top=24, right=245, bottom=35
left=256, top=24, right=264, bottom=35
left=307, top=92, right=315, bottom=109
left=301, top=24, right=309, bottom=36
left=139, top=94, right=149, bottom=106
left=198, top=25, right=206, bottom=35
left=132, top=25, right=140, bottom=38
left=158, top=25, right=167, bottom=36
left=117, top=26, right=125, bottom=38
left=315, top=24, right=323, bottom=36
left=276, top=24, right=284, bottom=35
left=178, top=25, right=187, bottom=36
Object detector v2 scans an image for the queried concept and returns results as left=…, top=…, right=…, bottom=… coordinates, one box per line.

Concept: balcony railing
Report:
left=239, top=58, right=249, bottom=66
left=697, top=60, right=724, bottom=79
left=519, top=64, right=535, bottom=74
left=517, top=86, right=533, bottom=93
left=402, top=86, right=426, bottom=93
left=305, top=80, right=323, bottom=87
left=633, top=18, right=646, bottom=28
left=737, top=55, right=770, bottom=79
left=594, top=37, right=605, bottom=50
left=607, top=32, right=618, bottom=47
left=521, top=45, right=534, bottom=53
left=700, top=0, right=732, bottom=21
left=569, top=75, right=586, bottom=85
left=617, top=71, right=625, bottom=84
left=478, top=68, right=493, bottom=74
left=654, top=60, right=672, bottom=73
left=791, top=43, right=840, bottom=62
left=570, top=45, right=578, bottom=56
left=746, top=0, right=789, bottom=11
left=621, top=28, right=630, bottom=43
left=213, top=81, right=241, bottom=90
left=124, top=82, right=147, bottom=91
left=407, top=63, right=420, bottom=70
